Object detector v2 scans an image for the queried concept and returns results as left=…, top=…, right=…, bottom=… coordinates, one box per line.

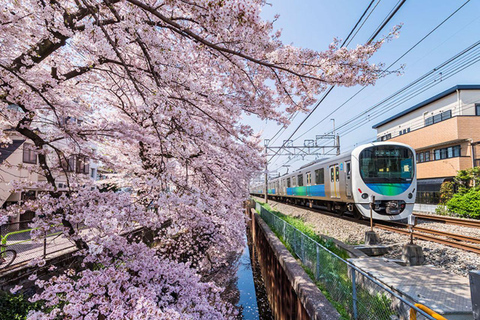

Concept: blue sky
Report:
left=246, top=0, right=480, bottom=175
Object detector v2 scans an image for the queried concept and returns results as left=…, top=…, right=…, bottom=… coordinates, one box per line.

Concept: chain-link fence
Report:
left=255, top=202, right=435, bottom=320
left=0, top=221, right=79, bottom=270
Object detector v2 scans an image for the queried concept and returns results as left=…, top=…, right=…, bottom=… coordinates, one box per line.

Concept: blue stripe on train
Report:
left=286, top=184, right=325, bottom=197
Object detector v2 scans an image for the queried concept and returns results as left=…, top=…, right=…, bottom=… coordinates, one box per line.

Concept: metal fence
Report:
left=0, top=220, right=79, bottom=270
left=255, top=202, right=435, bottom=320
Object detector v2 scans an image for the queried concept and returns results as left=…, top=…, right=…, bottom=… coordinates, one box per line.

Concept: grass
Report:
left=255, top=200, right=397, bottom=320
left=256, top=201, right=349, bottom=259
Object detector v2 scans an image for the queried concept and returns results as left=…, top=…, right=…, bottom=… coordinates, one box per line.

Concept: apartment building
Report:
left=373, top=85, right=480, bottom=205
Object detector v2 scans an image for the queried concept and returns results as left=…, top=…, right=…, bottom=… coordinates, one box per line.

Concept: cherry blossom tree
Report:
left=0, top=0, right=397, bottom=318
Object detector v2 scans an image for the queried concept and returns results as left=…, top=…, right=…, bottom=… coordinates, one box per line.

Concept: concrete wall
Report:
left=246, top=204, right=340, bottom=320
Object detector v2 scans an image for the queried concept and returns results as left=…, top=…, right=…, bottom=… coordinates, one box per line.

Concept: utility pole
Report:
left=264, top=146, right=269, bottom=204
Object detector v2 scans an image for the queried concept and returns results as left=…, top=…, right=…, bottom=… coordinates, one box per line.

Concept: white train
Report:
left=252, top=142, right=416, bottom=221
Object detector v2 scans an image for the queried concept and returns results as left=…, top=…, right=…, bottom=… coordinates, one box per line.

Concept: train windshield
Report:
left=359, top=145, right=414, bottom=184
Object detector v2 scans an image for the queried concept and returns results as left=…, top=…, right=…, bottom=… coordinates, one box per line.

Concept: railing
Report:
left=410, top=304, right=447, bottom=320
left=255, top=202, right=436, bottom=320
left=0, top=220, right=79, bottom=270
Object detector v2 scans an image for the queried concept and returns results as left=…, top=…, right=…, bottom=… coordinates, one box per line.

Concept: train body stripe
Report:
left=365, top=183, right=410, bottom=196
left=286, top=184, right=326, bottom=197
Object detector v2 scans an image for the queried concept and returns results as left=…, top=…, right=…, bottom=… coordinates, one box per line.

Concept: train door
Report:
left=345, top=161, right=352, bottom=198
left=329, top=165, right=340, bottom=198
left=306, top=171, right=312, bottom=196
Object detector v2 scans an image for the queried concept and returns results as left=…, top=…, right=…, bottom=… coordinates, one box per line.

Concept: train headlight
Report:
left=361, top=193, right=368, bottom=199
left=408, top=193, right=413, bottom=199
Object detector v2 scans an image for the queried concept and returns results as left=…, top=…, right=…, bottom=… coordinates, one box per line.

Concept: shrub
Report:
left=446, top=188, right=480, bottom=219
left=0, top=292, right=43, bottom=320
left=438, top=181, right=455, bottom=204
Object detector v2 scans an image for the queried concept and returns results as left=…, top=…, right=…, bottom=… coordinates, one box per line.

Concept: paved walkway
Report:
left=350, top=257, right=472, bottom=320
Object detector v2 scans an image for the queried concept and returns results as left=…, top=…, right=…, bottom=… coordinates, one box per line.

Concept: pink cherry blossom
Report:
left=0, top=0, right=396, bottom=318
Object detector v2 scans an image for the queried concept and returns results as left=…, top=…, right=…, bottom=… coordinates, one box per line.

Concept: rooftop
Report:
left=372, top=84, right=480, bottom=129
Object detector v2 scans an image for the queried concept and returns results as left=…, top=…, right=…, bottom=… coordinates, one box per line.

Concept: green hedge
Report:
left=446, top=188, right=480, bottom=219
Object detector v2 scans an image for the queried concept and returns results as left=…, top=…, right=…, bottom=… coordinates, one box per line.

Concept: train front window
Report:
left=359, top=145, right=414, bottom=184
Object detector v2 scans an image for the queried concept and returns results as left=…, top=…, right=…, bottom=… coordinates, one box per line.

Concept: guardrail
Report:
left=255, top=201, right=437, bottom=320
left=410, top=304, right=447, bottom=320
left=0, top=220, right=80, bottom=270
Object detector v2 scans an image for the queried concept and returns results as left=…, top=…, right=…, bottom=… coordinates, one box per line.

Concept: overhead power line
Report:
left=328, top=39, right=480, bottom=138
left=267, top=0, right=377, bottom=146
left=268, top=0, right=407, bottom=164
left=292, top=0, right=471, bottom=144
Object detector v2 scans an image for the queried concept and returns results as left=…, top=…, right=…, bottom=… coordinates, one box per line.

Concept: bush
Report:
left=438, top=181, right=455, bottom=204
left=446, top=188, right=480, bottom=219
left=0, top=292, right=43, bottom=320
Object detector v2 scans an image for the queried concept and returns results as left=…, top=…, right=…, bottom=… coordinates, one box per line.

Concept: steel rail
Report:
left=414, top=213, right=480, bottom=229
left=374, top=223, right=480, bottom=254
left=412, top=225, right=480, bottom=244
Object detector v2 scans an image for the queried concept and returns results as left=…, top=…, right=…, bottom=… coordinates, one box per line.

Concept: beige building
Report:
left=0, top=117, right=99, bottom=224
left=373, top=85, right=480, bottom=204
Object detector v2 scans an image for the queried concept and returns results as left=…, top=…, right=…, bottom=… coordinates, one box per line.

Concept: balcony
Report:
left=389, top=116, right=480, bottom=150
left=416, top=157, right=472, bottom=179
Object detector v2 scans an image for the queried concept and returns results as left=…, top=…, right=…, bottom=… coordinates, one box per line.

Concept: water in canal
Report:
left=233, top=234, right=273, bottom=320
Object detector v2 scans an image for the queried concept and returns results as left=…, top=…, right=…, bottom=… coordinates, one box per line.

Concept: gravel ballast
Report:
left=253, top=197, right=480, bottom=277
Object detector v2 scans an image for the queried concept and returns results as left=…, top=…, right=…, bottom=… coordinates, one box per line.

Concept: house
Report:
left=372, top=85, right=480, bottom=210
left=0, top=117, right=99, bottom=225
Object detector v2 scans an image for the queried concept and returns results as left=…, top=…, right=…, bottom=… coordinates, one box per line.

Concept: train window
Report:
left=292, top=176, right=296, bottom=186
left=287, top=178, right=291, bottom=188
left=298, top=174, right=303, bottom=186
left=330, top=168, right=334, bottom=182
left=306, top=172, right=311, bottom=185
left=315, top=168, right=324, bottom=184
left=346, top=162, right=351, bottom=177
left=335, top=167, right=339, bottom=182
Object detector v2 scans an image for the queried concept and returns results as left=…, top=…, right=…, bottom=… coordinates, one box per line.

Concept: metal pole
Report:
left=301, top=235, right=305, bottom=263
left=352, top=269, right=358, bottom=320
left=264, top=149, right=268, bottom=204
left=336, top=134, right=340, bottom=155
left=316, top=245, right=320, bottom=281
left=470, top=270, right=480, bottom=320
left=370, top=195, right=375, bottom=232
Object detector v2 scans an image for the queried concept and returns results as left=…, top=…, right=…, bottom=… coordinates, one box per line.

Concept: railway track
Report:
left=373, top=223, right=480, bottom=255
left=257, top=198, right=480, bottom=255
left=413, top=213, right=480, bottom=229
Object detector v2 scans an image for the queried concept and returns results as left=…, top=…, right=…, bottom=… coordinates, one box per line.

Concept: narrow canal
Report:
left=216, top=229, right=274, bottom=320
left=234, top=232, right=273, bottom=320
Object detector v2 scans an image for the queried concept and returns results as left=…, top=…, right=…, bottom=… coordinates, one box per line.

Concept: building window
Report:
left=419, top=152, right=424, bottom=163
left=425, top=110, right=452, bottom=127
left=425, top=151, right=430, bottom=162
left=23, top=144, right=37, bottom=164
left=90, top=168, right=96, bottom=179
left=76, top=156, right=90, bottom=174
left=434, top=145, right=460, bottom=160
left=425, top=116, right=434, bottom=126
left=441, top=110, right=452, bottom=121
left=61, top=155, right=75, bottom=172
left=476, top=103, right=480, bottom=116
left=315, top=168, right=324, bottom=184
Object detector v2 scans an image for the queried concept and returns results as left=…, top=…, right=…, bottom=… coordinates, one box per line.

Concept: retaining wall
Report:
left=246, top=203, right=340, bottom=320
